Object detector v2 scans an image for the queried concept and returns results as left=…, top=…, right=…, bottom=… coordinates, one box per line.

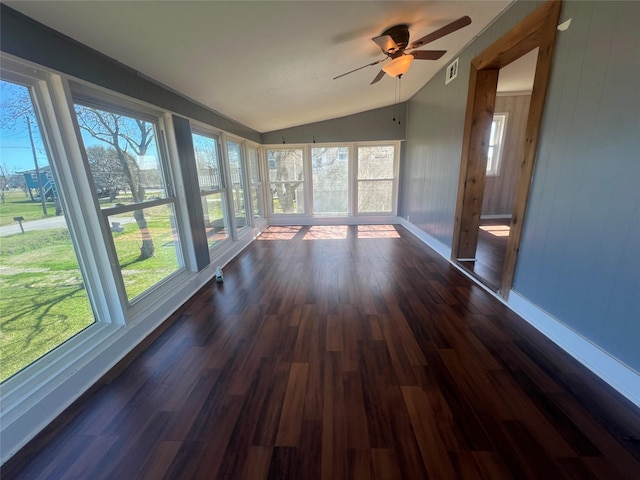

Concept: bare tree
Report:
left=75, top=106, right=156, bottom=259
left=85, top=145, right=130, bottom=201
left=269, top=149, right=303, bottom=213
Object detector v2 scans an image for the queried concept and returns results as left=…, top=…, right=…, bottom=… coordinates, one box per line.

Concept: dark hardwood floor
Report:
left=3, top=225, right=640, bottom=479
left=459, top=219, right=510, bottom=290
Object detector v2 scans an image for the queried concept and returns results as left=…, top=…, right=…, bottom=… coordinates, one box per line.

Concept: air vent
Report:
left=446, top=57, right=459, bottom=85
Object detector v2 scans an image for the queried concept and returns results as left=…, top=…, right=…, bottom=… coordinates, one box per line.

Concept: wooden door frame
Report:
left=452, top=0, right=562, bottom=298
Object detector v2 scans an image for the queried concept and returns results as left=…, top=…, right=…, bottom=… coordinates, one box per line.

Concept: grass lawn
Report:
left=0, top=207, right=183, bottom=382
left=0, top=189, right=55, bottom=226
left=0, top=229, right=94, bottom=382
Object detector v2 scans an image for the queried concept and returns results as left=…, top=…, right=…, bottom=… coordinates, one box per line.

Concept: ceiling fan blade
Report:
left=408, top=16, right=472, bottom=49
left=410, top=50, right=447, bottom=60
left=333, top=58, right=386, bottom=80
left=370, top=69, right=386, bottom=85
left=372, top=34, right=400, bottom=54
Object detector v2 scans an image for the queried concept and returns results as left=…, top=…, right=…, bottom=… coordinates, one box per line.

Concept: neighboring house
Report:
left=20, top=165, right=56, bottom=202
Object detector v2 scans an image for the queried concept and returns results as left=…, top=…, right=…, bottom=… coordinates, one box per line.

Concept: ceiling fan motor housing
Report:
left=380, top=24, right=410, bottom=54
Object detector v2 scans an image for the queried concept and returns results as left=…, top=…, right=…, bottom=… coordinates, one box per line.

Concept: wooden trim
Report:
left=455, top=68, right=498, bottom=259
left=452, top=0, right=563, bottom=298
left=501, top=16, right=560, bottom=296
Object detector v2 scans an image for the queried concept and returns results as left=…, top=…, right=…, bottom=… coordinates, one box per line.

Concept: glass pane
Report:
left=107, top=203, right=183, bottom=301
left=358, top=180, right=393, bottom=213
left=270, top=182, right=305, bottom=214
left=202, top=192, right=228, bottom=248
left=227, top=140, right=248, bottom=230
left=312, top=146, right=348, bottom=216
left=74, top=105, right=167, bottom=205
left=251, top=186, right=263, bottom=220
left=267, top=148, right=304, bottom=214
left=0, top=79, right=95, bottom=382
left=486, top=146, right=495, bottom=173
left=489, top=119, right=498, bottom=144
left=193, top=132, right=223, bottom=192
left=247, top=146, right=260, bottom=183
left=358, top=146, right=394, bottom=180
left=247, top=146, right=263, bottom=218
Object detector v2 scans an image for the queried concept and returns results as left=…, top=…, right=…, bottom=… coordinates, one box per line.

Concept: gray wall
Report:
left=514, top=1, right=640, bottom=371
left=0, top=5, right=261, bottom=143
left=401, top=0, right=640, bottom=372
left=261, top=104, right=406, bottom=144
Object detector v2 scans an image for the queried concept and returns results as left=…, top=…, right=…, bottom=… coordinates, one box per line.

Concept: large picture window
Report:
left=73, top=102, right=184, bottom=302
left=356, top=145, right=396, bottom=214
left=312, top=146, right=348, bottom=216
left=0, top=77, right=95, bottom=382
left=267, top=148, right=305, bottom=214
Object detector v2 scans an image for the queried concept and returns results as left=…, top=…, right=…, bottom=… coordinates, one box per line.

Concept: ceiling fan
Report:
left=334, top=16, right=472, bottom=85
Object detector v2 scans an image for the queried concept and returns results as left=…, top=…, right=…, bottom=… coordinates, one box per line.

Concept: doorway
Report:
left=452, top=0, right=562, bottom=298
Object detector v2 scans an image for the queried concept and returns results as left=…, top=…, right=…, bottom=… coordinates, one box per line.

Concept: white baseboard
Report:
left=507, top=292, right=640, bottom=407
left=400, top=218, right=640, bottom=408
left=398, top=218, right=452, bottom=259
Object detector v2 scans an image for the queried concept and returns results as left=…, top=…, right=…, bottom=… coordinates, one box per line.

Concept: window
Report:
left=486, top=113, right=508, bottom=176
left=73, top=102, right=184, bottom=302
left=226, top=139, right=248, bottom=230
left=267, top=148, right=305, bottom=214
left=356, top=145, right=396, bottom=214
left=0, top=77, right=95, bottom=382
left=192, top=131, right=229, bottom=249
left=312, top=146, right=349, bottom=216
left=247, top=145, right=263, bottom=219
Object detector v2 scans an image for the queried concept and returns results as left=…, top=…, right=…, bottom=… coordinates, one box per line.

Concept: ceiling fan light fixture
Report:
left=382, top=55, right=414, bottom=78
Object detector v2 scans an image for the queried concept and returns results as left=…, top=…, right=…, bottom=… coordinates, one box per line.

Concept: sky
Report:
left=0, top=80, right=49, bottom=173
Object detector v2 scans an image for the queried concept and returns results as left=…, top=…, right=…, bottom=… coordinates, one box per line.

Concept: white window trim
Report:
left=354, top=142, right=400, bottom=216
left=310, top=143, right=351, bottom=217
left=265, top=144, right=308, bottom=217
left=69, top=82, right=192, bottom=314
left=264, top=141, right=401, bottom=221
left=246, top=143, right=265, bottom=221
left=191, top=126, right=234, bottom=251
left=223, top=134, right=252, bottom=238
left=486, top=112, right=508, bottom=177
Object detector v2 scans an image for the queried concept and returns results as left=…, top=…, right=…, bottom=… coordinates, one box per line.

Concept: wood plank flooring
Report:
left=3, top=224, right=640, bottom=479
left=459, top=219, right=510, bottom=290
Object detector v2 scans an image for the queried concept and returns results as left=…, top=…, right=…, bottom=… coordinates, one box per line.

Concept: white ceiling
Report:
left=7, top=1, right=518, bottom=133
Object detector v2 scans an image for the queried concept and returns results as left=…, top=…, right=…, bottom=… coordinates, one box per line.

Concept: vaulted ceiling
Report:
left=6, top=1, right=521, bottom=133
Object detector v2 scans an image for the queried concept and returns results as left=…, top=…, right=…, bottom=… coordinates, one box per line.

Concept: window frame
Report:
left=265, top=145, right=308, bottom=217
left=224, top=136, right=251, bottom=235
left=310, top=143, right=351, bottom=217
left=354, top=143, right=400, bottom=216
left=191, top=126, right=233, bottom=251
left=0, top=57, right=128, bottom=426
left=69, top=81, right=191, bottom=313
left=246, top=143, right=265, bottom=221
left=486, top=112, right=508, bottom=177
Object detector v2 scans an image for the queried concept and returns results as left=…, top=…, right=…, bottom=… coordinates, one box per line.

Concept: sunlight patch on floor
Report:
left=479, top=225, right=510, bottom=237
left=257, top=226, right=302, bottom=240
left=303, top=226, right=348, bottom=240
